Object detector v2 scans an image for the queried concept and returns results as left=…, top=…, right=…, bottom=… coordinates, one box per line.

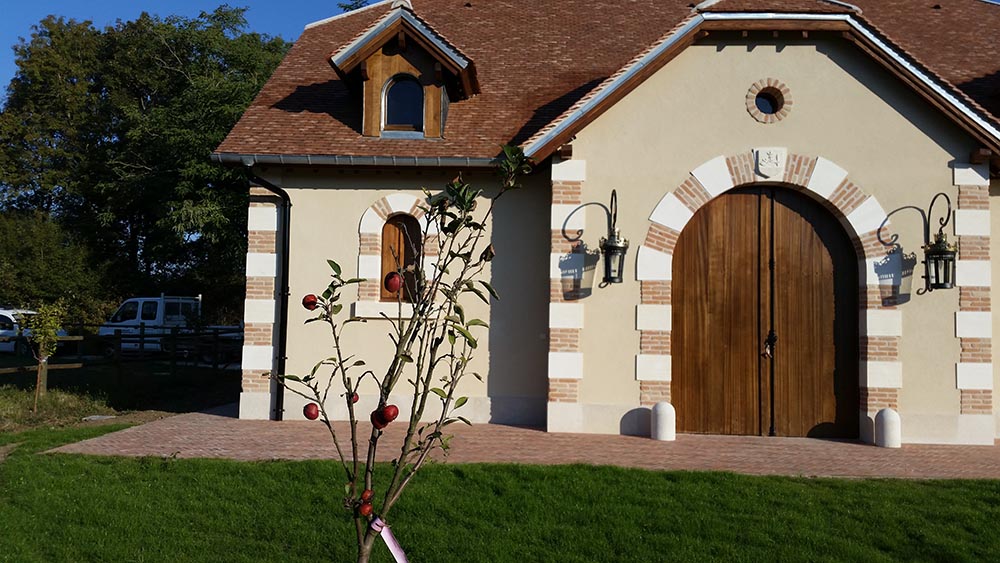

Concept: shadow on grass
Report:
left=0, top=354, right=240, bottom=415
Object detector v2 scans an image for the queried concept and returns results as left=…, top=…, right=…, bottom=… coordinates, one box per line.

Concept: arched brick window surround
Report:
left=634, top=151, right=903, bottom=435
left=357, top=194, right=439, bottom=304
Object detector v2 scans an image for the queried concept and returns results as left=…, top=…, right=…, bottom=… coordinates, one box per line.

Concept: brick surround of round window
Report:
left=746, top=79, right=792, bottom=123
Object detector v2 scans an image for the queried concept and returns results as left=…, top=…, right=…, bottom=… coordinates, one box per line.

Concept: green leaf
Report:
left=472, top=372, right=483, bottom=382
left=454, top=396, right=468, bottom=409
left=352, top=360, right=366, bottom=367
left=479, top=280, right=500, bottom=300
left=455, top=304, right=465, bottom=324
left=321, top=287, right=333, bottom=300
left=463, top=286, right=489, bottom=305
left=457, top=416, right=472, bottom=426
left=327, top=260, right=342, bottom=275
left=466, top=318, right=488, bottom=328
left=430, top=387, right=447, bottom=399
left=331, top=304, right=343, bottom=315
left=343, top=278, right=365, bottom=284
left=281, top=374, right=302, bottom=382
left=399, top=353, right=414, bottom=363
left=452, top=325, right=478, bottom=349
left=445, top=315, right=462, bottom=324
left=447, top=331, right=457, bottom=346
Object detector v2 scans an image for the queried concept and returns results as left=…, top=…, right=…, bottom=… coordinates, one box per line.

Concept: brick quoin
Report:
left=643, top=224, right=680, bottom=255
left=673, top=176, right=713, bottom=212
left=249, top=187, right=279, bottom=199
left=359, top=233, right=380, bottom=255
left=552, top=181, right=583, bottom=205
left=549, top=328, right=581, bottom=352
left=860, top=387, right=899, bottom=411
left=782, top=154, right=818, bottom=188
left=960, top=338, right=992, bottom=362
left=243, top=323, right=274, bottom=346
left=641, top=281, right=671, bottom=305
left=860, top=336, right=899, bottom=361
left=551, top=231, right=583, bottom=254
left=246, top=276, right=276, bottom=300
left=639, top=381, right=670, bottom=406
left=828, top=180, right=867, bottom=217
left=248, top=231, right=277, bottom=253
left=958, top=236, right=990, bottom=260
left=640, top=331, right=670, bottom=355
left=726, top=152, right=755, bottom=187
left=960, top=286, right=991, bottom=311
left=958, top=186, right=989, bottom=210
left=960, top=390, right=993, bottom=414
left=373, top=198, right=393, bottom=219
left=358, top=281, right=380, bottom=301
left=548, top=378, right=580, bottom=402
left=242, top=369, right=270, bottom=393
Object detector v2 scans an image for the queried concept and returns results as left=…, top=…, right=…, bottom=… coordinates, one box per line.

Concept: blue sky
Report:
left=0, top=1, right=360, bottom=91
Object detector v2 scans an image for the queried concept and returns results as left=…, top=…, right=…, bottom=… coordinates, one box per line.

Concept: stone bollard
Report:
left=874, top=407, right=901, bottom=448
left=651, top=402, right=676, bottom=441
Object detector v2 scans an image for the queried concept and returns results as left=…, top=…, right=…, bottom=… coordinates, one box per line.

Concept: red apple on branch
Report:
left=359, top=502, right=373, bottom=517
left=303, top=402, right=320, bottom=420
left=383, top=272, right=403, bottom=293
left=301, top=294, right=318, bottom=311
left=371, top=410, right=388, bottom=430
left=382, top=404, right=399, bottom=422
left=361, top=489, right=374, bottom=502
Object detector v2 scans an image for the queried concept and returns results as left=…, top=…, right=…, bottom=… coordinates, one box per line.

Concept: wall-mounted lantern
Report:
left=599, top=189, right=629, bottom=284
left=922, top=192, right=957, bottom=291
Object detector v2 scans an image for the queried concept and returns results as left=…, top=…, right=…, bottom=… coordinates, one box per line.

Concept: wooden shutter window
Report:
left=380, top=214, right=421, bottom=302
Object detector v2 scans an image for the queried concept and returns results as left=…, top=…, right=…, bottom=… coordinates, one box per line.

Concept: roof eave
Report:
left=211, top=152, right=496, bottom=168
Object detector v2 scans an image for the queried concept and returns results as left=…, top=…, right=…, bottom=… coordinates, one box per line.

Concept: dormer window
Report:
left=328, top=4, right=479, bottom=140
left=383, top=75, right=424, bottom=135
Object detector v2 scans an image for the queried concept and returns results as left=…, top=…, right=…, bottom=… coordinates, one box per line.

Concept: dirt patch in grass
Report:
left=0, top=441, right=20, bottom=462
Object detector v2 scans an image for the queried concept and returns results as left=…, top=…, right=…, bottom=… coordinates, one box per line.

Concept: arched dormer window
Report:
left=382, top=74, right=424, bottom=135
left=381, top=214, right=421, bottom=302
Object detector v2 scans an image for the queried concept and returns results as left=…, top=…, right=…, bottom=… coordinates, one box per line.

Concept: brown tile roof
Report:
left=216, top=0, right=1000, bottom=162
left=700, top=0, right=854, bottom=13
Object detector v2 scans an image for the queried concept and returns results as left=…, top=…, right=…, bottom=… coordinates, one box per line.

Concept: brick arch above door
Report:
left=633, top=150, right=904, bottom=441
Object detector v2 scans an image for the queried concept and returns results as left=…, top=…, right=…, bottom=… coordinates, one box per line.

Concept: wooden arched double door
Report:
left=672, top=185, right=858, bottom=438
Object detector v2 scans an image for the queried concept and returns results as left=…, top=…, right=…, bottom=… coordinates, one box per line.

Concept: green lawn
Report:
left=1, top=426, right=999, bottom=562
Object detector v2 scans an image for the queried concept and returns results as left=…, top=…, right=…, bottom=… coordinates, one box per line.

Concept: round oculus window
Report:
left=746, top=79, right=792, bottom=123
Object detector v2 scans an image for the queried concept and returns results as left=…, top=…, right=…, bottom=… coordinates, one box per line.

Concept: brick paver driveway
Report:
left=51, top=407, right=1000, bottom=479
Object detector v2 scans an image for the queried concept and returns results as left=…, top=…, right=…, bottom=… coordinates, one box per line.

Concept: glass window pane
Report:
left=113, top=301, right=138, bottom=322
left=141, top=301, right=158, bottom=321
left=386, top=78, right=423, bottom=130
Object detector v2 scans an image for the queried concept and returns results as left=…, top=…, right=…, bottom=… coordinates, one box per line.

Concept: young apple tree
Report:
left=274, top=145, right=532, bottom=563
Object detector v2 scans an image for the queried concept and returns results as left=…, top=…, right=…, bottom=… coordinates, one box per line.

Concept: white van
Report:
left=98, top=295, right=202, bottom=352
left=0, top=308, right=33, bottom=355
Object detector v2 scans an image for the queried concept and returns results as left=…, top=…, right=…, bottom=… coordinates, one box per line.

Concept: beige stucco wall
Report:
left=567, top=36, right=983, bottom=439
left=267, top=167, right=551, bottom=425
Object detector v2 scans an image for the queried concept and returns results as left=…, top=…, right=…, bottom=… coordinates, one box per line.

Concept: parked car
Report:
left=0, top=308, right=33, bottom=355
left=97, top=295, right=242, bottom=362
left=0, top=308, right=69, bottom=356
left=98, top=295, right=202, bottom=354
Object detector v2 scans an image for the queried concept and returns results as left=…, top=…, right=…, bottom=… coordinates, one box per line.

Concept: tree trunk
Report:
left=38, top=356, right=48, bottom=396
left=357, top=534, right=376, bottom=563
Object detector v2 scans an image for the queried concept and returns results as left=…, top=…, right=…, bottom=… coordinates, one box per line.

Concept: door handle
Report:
left=760, top=330, right=777, bottom=359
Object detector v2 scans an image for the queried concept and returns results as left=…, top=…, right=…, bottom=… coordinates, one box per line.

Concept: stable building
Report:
left=215, top=0, right=1000, bottom=445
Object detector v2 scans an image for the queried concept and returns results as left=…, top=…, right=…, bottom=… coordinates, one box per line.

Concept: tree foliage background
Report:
left=0, top=6, right=288, bottom=324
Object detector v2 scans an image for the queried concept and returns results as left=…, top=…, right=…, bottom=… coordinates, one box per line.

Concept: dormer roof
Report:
left=328, top=2, right=479, bottom=98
